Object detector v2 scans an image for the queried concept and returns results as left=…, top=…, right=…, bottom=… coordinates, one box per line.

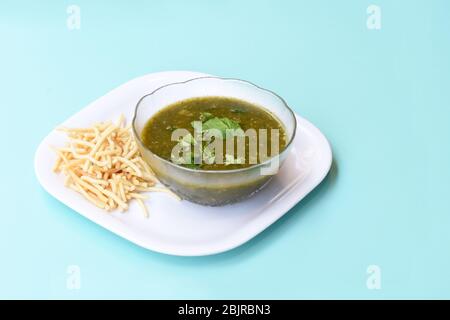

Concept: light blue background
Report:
left=1, top=0, right=449, bottom=299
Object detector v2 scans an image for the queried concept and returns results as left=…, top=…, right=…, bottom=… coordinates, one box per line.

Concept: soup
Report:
left=141, top=96, right=287, bottom=170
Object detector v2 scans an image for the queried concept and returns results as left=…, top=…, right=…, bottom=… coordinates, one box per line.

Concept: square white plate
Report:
left=34, top=71, right=332, bottom=256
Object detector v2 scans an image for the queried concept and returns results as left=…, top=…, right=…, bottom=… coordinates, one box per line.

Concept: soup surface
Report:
left=141, top=96, right=287, bottom=170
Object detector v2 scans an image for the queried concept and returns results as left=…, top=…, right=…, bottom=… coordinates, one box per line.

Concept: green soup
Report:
left=141, top=96, right=286, bottom=170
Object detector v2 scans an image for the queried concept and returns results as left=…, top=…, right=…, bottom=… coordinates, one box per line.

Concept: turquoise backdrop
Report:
left=1, top=0, right=449, bottom=299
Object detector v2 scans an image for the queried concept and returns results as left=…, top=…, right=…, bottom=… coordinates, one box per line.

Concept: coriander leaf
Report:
left=202, top=117, right=242, bottom=138
left=220, top=117, right=240, bottom=130
left=202, top=117, right=229, bottom=134
left=199, top=112, right=214, bottom=122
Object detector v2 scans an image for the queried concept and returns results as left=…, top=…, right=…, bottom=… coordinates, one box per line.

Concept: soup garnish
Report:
left=142, top=96, right=287, bottom=170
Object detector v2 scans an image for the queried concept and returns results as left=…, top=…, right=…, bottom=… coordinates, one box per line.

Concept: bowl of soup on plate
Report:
left=132, top=77, right=296, bottom=206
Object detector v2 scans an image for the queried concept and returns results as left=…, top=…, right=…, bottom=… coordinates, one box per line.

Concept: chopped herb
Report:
left=199, top=112, right=214, bottom=122
left=231, top=108, right=246, bottom=113
left=202, top=117, right=242, bottom=138
left=220, top=117, right=241, bottom=130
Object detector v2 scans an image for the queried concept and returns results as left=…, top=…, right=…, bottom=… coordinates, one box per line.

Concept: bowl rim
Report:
left=132, top=76, right=297, bottom=174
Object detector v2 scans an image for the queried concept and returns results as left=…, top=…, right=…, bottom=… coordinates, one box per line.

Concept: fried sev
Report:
left=52, top=115, right=179, bottom=217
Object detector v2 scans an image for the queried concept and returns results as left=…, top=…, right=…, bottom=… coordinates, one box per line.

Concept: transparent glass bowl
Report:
left=132, top=77, right=297, bottom=206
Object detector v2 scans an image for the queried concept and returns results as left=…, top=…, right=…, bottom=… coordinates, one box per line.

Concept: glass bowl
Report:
left=132, top=77, right=297, bottom=206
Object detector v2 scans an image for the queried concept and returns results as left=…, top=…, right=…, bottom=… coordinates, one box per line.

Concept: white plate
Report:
left=34, top=71, right=332, bottom=256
